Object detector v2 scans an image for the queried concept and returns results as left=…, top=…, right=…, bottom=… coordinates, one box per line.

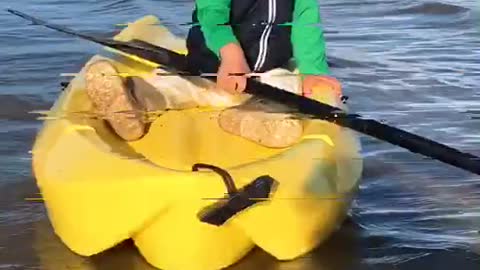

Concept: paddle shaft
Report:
left=246, top=80, right=480, bottom=175
left=8, top=9, right=480, bottom=175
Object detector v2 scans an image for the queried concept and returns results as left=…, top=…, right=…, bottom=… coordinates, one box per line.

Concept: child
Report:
left=84, top=0, right=341, bottom=148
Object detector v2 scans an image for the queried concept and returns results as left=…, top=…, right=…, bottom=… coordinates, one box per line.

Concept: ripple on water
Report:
left=395, top=2, right=470, bottom=15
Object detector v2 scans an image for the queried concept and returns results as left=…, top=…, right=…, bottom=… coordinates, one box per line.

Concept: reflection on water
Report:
left=31, top=215, right=480, bottom=270
left=32, top=217, right=364, bottom=270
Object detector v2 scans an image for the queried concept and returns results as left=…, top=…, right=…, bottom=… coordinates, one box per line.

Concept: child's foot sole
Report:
left=218, top=108, right=303, bottom=148
left=84, top=60, right=146, bottom=141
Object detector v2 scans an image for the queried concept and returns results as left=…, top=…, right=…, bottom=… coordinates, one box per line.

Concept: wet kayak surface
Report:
left=1, top=0, right=479, bottom=269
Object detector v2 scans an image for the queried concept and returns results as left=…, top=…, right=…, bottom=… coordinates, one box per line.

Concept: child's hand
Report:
left=217, top=43, right=251, bottom=94
left=301, top=75, right=342, bottom=98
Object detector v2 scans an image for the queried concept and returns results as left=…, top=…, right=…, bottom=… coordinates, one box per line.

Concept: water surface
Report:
left=1, top=0, right=479, bottom=269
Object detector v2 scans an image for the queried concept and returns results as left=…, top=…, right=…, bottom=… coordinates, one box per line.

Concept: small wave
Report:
left=364, top=252, right=431, bottom=265
left=464, top=110, right=480, bottom=120
left=89, top=0, right=142, bottom=15
left=395, top=2, right=469, bottom=15
left=104, top=0, right=135, bottom=8
left=0, top=264, right=24, bottom=269
left=328, top=56, right=369, bottom=68
left=0, top=94, right=52, bottom=121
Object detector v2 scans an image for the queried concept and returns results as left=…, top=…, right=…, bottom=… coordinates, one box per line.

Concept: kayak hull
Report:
left=32, top=15, right=363, bottom=270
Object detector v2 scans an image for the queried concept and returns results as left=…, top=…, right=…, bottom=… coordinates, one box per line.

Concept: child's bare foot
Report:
left=84, top=60, right=146, bottom=141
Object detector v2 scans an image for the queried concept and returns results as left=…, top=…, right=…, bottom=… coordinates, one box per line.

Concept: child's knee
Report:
left=257, top=68, right=302, bottom=95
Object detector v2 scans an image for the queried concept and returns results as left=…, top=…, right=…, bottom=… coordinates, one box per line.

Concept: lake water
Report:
left=1, top=0, right=479, bottom=269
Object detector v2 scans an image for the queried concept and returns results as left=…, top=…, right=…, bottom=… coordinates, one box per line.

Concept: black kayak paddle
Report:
left=7, top=9, right=480, bottom=176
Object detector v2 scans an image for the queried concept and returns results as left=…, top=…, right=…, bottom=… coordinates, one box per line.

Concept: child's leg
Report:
left=135, top=65, right=305, bottom=149
left=84, top=58, right=246, bottom=141
left=218, top=68, right=304, bottom=148
left=139, top=68, right=247, bottom=110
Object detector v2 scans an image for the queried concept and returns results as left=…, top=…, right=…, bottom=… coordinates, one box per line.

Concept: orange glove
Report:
left=301, top=75, right=342, bottom=98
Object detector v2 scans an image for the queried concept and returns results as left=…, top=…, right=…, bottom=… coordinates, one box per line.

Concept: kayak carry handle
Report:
left=192, top=163, right=277, bottom=226
left=192, top=163, right=238, bottom=195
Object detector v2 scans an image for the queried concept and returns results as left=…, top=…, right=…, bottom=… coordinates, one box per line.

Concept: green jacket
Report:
left=195, top=0, right=330, bottom=75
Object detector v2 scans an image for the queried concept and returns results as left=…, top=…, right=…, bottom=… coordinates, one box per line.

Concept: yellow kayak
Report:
left=31, top=15, right=363, bottom=270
